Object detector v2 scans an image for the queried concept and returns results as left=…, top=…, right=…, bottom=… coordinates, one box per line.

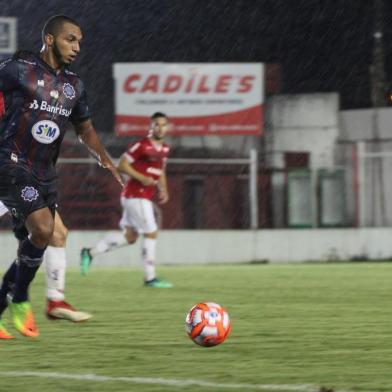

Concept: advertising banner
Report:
left=113, top=63, right=264, bottom=136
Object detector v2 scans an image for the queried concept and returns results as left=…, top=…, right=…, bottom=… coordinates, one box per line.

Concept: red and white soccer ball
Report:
left=185, top=302, right=231, bottom=347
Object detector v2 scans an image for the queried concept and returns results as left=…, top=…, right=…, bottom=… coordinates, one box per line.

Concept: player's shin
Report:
left=0, top=261, right=17, bottom=315
left=44, top=246, right=66, bottom=301
left=12, top=237, right=46, bottom=303
left=141, top=237, right=157, bottom=281
left=90, top=232, right=128, bottom=256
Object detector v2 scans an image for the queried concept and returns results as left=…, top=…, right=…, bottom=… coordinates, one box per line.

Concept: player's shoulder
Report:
left=63, top=67, right=84, bottom=89
left=126, top=138, right=144, bottom=153
left=131, top=137, right=150, bottom=149
left=62, top=68, right=86, bottom=98
left=64, top=67, right=81, bottom=79
left=140, top=137, right=152, bottom=146
left=0, top=57, right=13, bottom=70
left=13, top=50, right=38, bottom=66
left=0, top=51, right=35, bottom=70
left=64, top=68, right=77, bottom=76
left=0, top=51, right=37, bottom=78
left=145, top=137, right=170, bottom=153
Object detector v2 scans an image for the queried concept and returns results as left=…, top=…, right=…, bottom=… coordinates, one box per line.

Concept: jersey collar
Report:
left=36, top=53, right=67, bottom=76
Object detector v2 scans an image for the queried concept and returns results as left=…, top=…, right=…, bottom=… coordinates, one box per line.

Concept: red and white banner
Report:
left=113, top=63, right=264, bottom=136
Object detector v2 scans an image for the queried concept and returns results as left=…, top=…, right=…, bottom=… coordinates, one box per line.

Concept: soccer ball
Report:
left=185, top=302, right=231, bottom=347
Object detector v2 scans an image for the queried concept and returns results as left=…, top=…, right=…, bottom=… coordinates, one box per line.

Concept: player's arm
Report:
left=157, top=170, right=169, bottom=204
left=117, top=155, right=157, bottom=186
left=75, top=119, right=124, bottom=186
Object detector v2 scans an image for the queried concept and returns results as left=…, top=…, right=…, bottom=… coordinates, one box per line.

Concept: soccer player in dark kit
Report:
left=0, top=15, right=122, bottom=339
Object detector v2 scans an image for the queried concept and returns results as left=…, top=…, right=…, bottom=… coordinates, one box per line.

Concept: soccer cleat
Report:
left=0, top=320, right=14, bottom=339
left=46, top=300, right=92, bottom=322
left=144, top=278, right=173, bottom=289
left=80, top=248, right=93, bottom=276
left=9, top=301, right=39, bottom=338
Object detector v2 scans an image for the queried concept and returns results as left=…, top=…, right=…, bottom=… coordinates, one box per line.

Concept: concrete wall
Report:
left=339, top=107, right=392, bottom=140
left=1, top=229, right=392, bottom=268
left=265, top=93, right=340, bottom=169
left=339, top=107, right=392, bottom=226
left=264, top=93, right=340, bottom=227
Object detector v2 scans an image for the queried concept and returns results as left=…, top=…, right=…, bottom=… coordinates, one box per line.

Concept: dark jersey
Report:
left=0, top=51, right=91, bottom=183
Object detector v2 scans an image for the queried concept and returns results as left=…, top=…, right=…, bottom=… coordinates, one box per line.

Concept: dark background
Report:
left=1, top=0, right=390, bottom=135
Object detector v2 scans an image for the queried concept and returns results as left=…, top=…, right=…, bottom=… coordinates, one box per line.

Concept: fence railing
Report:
left=52, top=150, right=260, bottom=230
left=4, top=144, right=390, bottom=231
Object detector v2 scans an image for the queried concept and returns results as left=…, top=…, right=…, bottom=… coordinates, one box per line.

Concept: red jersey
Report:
left=121, top=137, right=170, bottom=200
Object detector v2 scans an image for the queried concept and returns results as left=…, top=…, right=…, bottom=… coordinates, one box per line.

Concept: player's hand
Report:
left=158, top=188, right=169, bottom=204
left=101, top=160, right=124, bottom=187
left=140, top=176, right=157, bottom=186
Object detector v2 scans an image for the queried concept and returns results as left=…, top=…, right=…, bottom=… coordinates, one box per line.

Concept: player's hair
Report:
left=42, top=15, right=80, bottom=43
left=151, top=112, right=168, bottom=121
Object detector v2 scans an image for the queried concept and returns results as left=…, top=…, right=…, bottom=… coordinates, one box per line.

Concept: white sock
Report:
left=142, top=237, right=156, bottom=282
left=44, top=246, right=66, bottom=301
left=90, top=232, right=128, bottom=257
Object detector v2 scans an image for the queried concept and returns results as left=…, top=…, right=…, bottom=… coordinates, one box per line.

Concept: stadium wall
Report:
left=265, top=93, right=340, bottom=170
left=1, top=228, right=392, bottom=268
left=339, top=107, right=392, bottom=140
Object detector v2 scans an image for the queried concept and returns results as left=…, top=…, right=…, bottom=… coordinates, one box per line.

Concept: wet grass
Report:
left=0, top=263, right=392, bottom=392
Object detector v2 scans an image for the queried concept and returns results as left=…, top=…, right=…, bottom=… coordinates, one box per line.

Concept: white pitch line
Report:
left=0, top=371, right=379, bottom=392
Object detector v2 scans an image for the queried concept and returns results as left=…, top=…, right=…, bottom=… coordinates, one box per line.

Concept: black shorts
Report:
left=0, top=164, right=57, bottom=240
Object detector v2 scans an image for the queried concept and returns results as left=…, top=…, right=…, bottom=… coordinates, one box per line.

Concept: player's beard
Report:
left=53, top=40, right=67, bottom=67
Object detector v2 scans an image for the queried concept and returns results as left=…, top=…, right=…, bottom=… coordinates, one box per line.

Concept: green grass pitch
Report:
left=1, top=262, right=392, bottom=392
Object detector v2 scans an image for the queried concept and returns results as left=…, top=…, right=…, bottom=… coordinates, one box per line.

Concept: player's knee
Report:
left=61, top=224, right=69, bottom=240
left=125, top=229, right=138, bottom=244
left=52, top=224, right=68, bottom=245
left=31, top=221, right=55, bottom=244
left=145, top=231, right=158, bottom=239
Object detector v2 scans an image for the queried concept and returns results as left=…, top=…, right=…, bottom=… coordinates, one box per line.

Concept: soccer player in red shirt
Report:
left=81, top=112, right=172, bottom=288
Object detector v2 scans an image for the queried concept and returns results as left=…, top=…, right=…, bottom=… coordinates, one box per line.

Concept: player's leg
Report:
left=0, top=202, right=24, bottom=339
left=0, top=261, right=17, bottom=315
left=45, top=211, right=92, bottom=322
left=9, top=207, right=54, bottom=337
left=0, top=174, right=55, bottom=337
left=45, top=211, right=68, bottom=303
left=80, top=231, right=131, bottom=275
left=125, top=198, right=172, bottom=288
left=142, top=231, right=172, bottom=288
left=0, top=202, right=14, bottom=322
left=142, top=230, right=159, bottom=283
left=80, top=197, right=137, bottom=275
left=13, top=207, right=53, bottom=300
left=0, top=258, right=16, bottom=339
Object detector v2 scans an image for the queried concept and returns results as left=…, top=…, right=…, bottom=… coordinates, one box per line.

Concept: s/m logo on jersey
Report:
left=31, top=120, right=60, bottom=144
